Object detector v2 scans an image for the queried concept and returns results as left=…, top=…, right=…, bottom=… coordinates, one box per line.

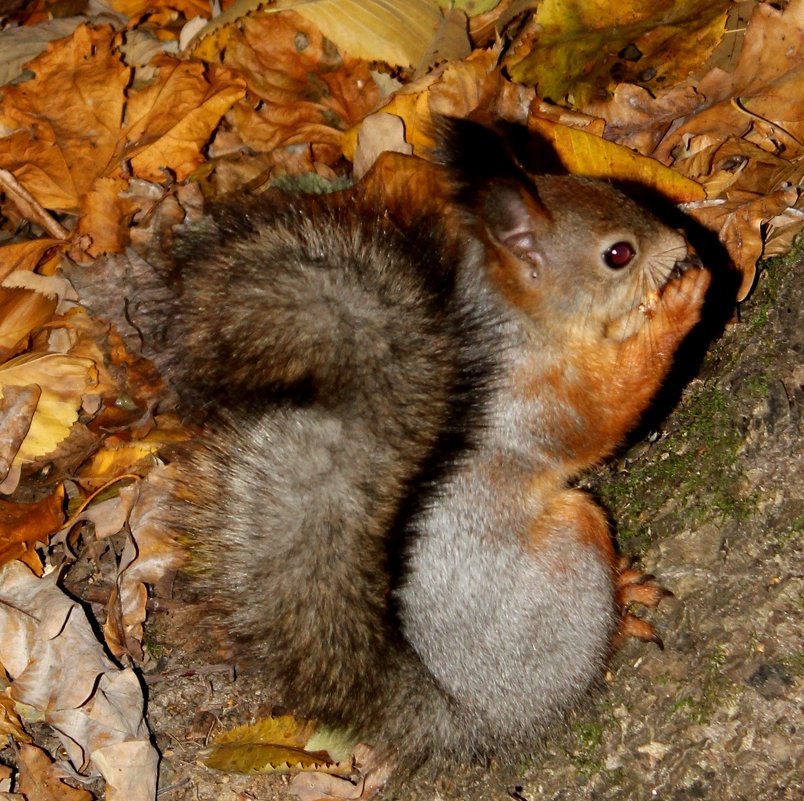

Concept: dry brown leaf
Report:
left=0, top=25, right=129, bottom=214
left=584, top=82, right=705, bottom=156
left=218, top=12, right=380, bottom=172
left=650, top=0, right=804, bottom=163
left=352, top=113, right=414, bottom=180
left=126, top=57, right=246, bottom=182
left=109, top=0, right=209, bottom=18
left=75, top=176, right=131, bottom=257
left=0, top=385, right=39, bottom=483
left=763, top=194, right=804, bottom=258
left=344, top=47, right=531, bottom=160
left=0, top=240, right=63, bottom=283
left=0, top=25, right=245, bottom=254
left=684, top=187, right=798, bottom=300
left=0, top=562, right=158, bottom=801
left=191, top=0, right=448, bottom=69
left=103, top=469, right=187, bottom=660
left=15, top=743, right=93, bottom=801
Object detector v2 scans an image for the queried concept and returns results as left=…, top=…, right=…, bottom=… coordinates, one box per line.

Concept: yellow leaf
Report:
left=191, top=0, right=446, bottom=68
left=0, top=695, right=32, bottom=743
left=506, top=0, right=730, bottom=107
left=79, top=441, right=161, bottom=488
left=529, top=117, right=706, bottom=202
left=0, top=353, right=97, bottom=464
left=206, top=715, right=356, bottom=775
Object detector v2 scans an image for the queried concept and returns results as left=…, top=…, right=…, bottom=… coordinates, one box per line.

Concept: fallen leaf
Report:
left=0, top=240, right=63, bottom=283
left=683, top=186, right=798, bottom=299
left=0, top=695, right=31, bottom=743
left=505, top=0, right=730, bottom=106
left=0, top=16, right=87, bottom=89
left=352, top=113, right=414, bottom=180
left=102, top=469, right=186, bottom=660
left=0, top=24, right=246, bottom=254
left=0, top=353, right=97, bottom=465
left=0, top=25, right=129, bottom=214
left=15, top=743, right=93, bottom=801
left=0, top=288, right=58, bottom=363
left=0, top=562, right=158, bottom=801
left=206, top=714, right=356, bottom=775
left=529, top=116, right=706, bottom=202
left=0, top=384, right=39, bottom=482
left=0, top=485, right=65, bottom=569
left=218, top=12, right=380, bottom=171
left=126, top=57, right=246, bottom=182
left=192, top=0, right=446, bottom=68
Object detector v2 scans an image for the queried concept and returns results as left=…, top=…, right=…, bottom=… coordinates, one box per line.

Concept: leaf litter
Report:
left=0, top=0, right=801, bottom=798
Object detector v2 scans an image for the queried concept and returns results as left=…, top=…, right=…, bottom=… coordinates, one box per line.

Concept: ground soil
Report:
left=147, top=243, right=802, bottom=801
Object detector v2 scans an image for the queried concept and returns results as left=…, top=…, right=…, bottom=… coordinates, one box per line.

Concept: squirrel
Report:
left=137, top=117, right=711, bottom=782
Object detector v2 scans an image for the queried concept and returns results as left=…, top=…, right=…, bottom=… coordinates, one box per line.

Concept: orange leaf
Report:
left=0, top=485, right=65, bottom=568
left=0, top=25, right=129, bottom=213
left=0, top=239, right=63, bottom=283
left=0, top=288, right=58, bottom=362
left=126, top=58, right=246, bottom=182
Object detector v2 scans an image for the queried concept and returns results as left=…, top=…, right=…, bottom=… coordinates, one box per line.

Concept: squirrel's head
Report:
left=478, top=174, right=707, bottom=345
left=434, top=116, right=710, bottom=350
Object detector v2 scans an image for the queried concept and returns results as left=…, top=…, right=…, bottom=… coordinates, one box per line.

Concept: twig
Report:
left=0, top=166, right=70, bottom=239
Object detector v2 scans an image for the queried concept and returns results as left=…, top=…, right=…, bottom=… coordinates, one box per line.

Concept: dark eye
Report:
left=603, top=241, right=636, bottom=269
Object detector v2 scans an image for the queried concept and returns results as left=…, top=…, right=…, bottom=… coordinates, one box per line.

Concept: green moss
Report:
left=143, top=633, right=164, bottom=660
left=780, top=650, right=804, bottom=679
left=597, top=379, right=757, bottom=550
left=567, top=719, right=606, bottom=774
left=670, top=645, right=742, bottom=725
left=747, top=233, right=804, bottom=330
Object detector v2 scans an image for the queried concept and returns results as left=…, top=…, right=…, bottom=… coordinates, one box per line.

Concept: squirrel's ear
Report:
left=431, top=115, right=550, bottom=261
left=482, top=181, right=548, bottom=266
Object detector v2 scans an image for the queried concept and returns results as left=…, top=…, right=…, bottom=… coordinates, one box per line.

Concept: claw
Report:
left=617, top=613, right=664, bottom=650
left=612, top=556, right=671, bottom=649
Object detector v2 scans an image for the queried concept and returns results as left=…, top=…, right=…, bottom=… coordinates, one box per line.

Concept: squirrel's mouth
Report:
left=667, top=253, right=703, bottom=282
left=606, top=251, right=709, bottom=343
left=639, top=251, right=704, bottom=317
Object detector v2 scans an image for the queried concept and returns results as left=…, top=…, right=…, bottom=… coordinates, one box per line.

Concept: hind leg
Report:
left=525, top=488, right=669, bottom=650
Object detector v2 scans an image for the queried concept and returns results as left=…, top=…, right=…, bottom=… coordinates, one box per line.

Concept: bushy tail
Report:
left=77, top=189, right=463, bottom=419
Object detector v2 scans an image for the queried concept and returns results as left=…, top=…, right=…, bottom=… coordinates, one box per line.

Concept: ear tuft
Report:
left=430, top=116, right=549, bottom=242
left=431, top=116, right=522, bottom=188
